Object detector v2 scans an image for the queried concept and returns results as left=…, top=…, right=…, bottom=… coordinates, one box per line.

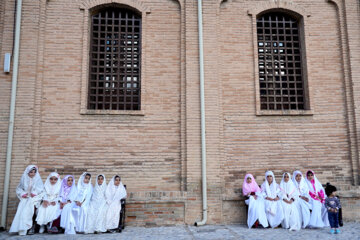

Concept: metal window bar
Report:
left=257, top=13, right=305, bottom=110
left=88, top=8, right=141, bottom=110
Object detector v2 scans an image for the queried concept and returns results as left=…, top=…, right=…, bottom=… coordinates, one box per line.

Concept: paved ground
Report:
left=1, top=222, right=359, bottom=240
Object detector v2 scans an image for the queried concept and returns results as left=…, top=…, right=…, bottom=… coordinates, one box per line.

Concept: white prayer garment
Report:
left=242, top=173, right=268, bottom=228
left=85, top=174, right=108, bottom=234
left=59, top=175, right=78, bottom=234
left=261, top=171, right=284, bottom=228
left=105, top=175, right=127, bottom=230
left=279, top=172, right=301, bottom=231
left=292, top=170, right=311, bottom=228
left=9, top=165, right=44, bottom=235
left=36, top=172, right=62, bottom=226
left=72, top=172, right=93, bottom=233
left=305, top=170, right=329, bottom=228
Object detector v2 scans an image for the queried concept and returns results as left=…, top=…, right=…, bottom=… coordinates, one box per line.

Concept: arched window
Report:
left=257, top=12, right=305, bottom=110
left=88, top=7, right=141, bottom=110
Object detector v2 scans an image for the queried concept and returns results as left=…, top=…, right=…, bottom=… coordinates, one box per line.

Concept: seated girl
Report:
left=305, top=170, right=329, bottom=228
left=59, top=175, right=77, bottom=234
left=36, top=172, right=61, bottom=233
left=279, top=172, right=301, bottom=231
left=9, top=165, right=44, bottom=235
left=105, top=175, right=127, bottom=232
left=72, top=172, right=93, bottom=233
left=242, top=174, right=268, bottom=228
left=261, top=171, right=284, bottom=228
left=292, top=170, right=311, bottom=228
left=85, top=174, right=108, bottom=234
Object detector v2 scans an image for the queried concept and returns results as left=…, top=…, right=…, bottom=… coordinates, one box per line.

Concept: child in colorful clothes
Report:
left=325, top=183, right=341, bottom=234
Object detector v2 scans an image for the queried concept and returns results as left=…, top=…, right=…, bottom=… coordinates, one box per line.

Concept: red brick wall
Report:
left=0, top=0, right=359, bottom=227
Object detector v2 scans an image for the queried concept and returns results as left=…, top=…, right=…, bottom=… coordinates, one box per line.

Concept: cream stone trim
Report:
left=79, top=0, right=150, bottom=115
left=247, top=1, right=313, bottom=116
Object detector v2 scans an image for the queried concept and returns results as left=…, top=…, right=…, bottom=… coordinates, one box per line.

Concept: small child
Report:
left=325, top=183, right=341, bottom=234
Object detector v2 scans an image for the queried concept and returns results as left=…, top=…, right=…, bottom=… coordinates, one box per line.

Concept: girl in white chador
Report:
left=59, top=175, right=77, bottom=234
left=279, top=172, right=301, bottom=231
left=292, top=170, right=311, bottom=228
left=85, top=174, right=108, bottom=234
left=105, top=175, right=127, bottom=232
left=72, top=172, right=93, bottom=233
left=242, top=174, right=268, bottom=228
left=305, top=170, right=329, bottom=228
left=36, top=172, right=61, bottom=233
left=261, top=171, right=284, bottom=228
left=9, top=165, right=44, bottom=235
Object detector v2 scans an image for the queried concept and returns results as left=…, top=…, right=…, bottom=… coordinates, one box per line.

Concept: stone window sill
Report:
left=80, top=109, right=145, bottom=116
left=256, top=110, right=314, bottom=116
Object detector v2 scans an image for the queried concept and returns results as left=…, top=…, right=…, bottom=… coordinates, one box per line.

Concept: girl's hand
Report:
left=21, top=193, right=28, bottom=198
left=42, top=200, right=49, bottom=208
left=253, top=195, right=257, bottom=200
left=60, top=202, right=64, bottom=209
left=274, top=197, right=279, bottom=201
left=30, top=193, right=36, bottom=198
left=51, top=201, right=56, bottom=206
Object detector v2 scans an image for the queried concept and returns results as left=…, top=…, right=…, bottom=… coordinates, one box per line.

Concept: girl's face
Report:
left=28, top=169, right=36, bottom=178
left=246, top=177, right=252, bottom=184
left=307, top=172, right=314, bottom=181
left=295, top=174, right=302, bottom=183
left=283, top=174, right=289, bottom=183
left=67, top=177, right=73, bottom=187
left=50, top=177, right=58, bottom=185
left=267, top=175, right=273, bottom=184
left=114, top=177, right=121, bottom=186
left=84, top=175, right=91, bottom=184
left=98, top=175, right=104, bottom=185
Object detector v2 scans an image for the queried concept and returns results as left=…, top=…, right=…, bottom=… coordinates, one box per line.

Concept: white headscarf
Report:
left=105, top=175, right=127, bottom=204
left=44, top=172, right=61, bottom=197
left=92, top=174, right=107, bottom=202
left=292, top=170, right=309, bottom=196
left=20, top=165, right=44, bottom=195
left=279, top=172, right=298, bottom=200
left=75, top=172, right=93, bottom=202
left=262, top=171, right=278, bottom=198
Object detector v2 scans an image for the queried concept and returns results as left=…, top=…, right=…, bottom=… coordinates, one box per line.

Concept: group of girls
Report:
left=9, top=165, right=127, bottom=235
left=242, top=170, right=330, bottom=231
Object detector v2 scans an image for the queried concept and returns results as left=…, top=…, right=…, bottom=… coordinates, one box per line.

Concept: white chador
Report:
left=9, top=165, right=44, bottom=235
left=279, top=173, right=301, bottom=231
left=292, top=170, right=311, bottom=228
left=242, top=174, right=268, bottom=228
left=59, top=175, right=78, bottom=234
left=72, top=172, right=93, bottom=233
left=261, top=171, right=284, bottom=228
left=305, top=170, right=329, bottom=228
left=36, top=172, right=62, bottom=226
left=105, top=176, right=127, bottom=230
left=85, top=174, right=108, bottom=234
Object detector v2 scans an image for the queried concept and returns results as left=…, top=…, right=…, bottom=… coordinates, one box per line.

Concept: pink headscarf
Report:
left=242, top=173, right=261, bottom=196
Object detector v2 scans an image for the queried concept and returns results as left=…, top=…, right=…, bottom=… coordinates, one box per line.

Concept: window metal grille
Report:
left=88, top=8, right=141, bottom=110
left=257, top=13, right=305, bottom=110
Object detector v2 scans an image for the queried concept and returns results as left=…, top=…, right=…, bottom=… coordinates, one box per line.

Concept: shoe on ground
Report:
left=39, top=225, right=45, bottom=234
left=335, top=229, right=341, bottom=234
left=330, top=229, right=335, bottom=234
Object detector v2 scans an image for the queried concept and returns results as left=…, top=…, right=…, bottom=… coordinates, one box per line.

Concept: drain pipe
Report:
left=194, top=0, right=207, bottom=226
left=1, top=0, right=23, bottom=229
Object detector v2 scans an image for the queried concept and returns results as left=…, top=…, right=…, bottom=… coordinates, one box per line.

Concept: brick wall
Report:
left=0, top=0, right=359, bottom=227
